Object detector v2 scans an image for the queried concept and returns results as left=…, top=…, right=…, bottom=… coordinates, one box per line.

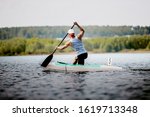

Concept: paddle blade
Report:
left=41, top=54, right=53, bottom=67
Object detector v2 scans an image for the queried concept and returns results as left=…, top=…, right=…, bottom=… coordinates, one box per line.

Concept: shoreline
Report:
left=0, top=50, right=150, bottom=57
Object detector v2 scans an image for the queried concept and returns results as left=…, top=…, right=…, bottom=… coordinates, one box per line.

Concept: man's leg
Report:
left=73, top=57, right=78, bottom=65
left=78, top=58, right=84, bottom=65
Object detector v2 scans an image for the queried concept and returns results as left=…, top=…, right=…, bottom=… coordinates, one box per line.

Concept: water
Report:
left=0, top=53, right=150, bottom=100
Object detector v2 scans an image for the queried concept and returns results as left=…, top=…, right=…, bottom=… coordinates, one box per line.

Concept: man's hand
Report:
left=56, top=46, right=62, bottom=50
left=74, top=22, right=78, bottom=25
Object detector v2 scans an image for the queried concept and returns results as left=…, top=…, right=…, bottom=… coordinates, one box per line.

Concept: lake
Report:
left=0, top=53, right=150, bottom=100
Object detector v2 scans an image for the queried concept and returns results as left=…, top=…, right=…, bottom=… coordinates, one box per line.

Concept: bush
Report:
left=0, top=35, right=150, bottom=56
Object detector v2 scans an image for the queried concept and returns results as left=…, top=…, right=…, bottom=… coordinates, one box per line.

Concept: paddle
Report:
left=41, top=24, right=75, bottom=67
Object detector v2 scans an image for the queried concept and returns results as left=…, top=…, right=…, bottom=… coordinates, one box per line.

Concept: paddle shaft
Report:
left=52, top=24, right=75, bottom=54
left=41, top=24, right=75, bottom=67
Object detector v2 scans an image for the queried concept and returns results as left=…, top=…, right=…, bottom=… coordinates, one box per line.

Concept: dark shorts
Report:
left=77, top=52, right=88, bottom=65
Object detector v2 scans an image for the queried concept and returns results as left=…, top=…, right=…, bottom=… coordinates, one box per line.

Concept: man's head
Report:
left=68, top=29, right=75, bottom=38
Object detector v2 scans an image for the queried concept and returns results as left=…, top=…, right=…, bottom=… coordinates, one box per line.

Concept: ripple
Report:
left=131, top=69, right=150, bottom=71
left=0, top=54, right=150, bottom=100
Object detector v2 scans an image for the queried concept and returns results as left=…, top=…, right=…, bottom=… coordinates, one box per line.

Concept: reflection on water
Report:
left=0, top=53, right=150, bottom=99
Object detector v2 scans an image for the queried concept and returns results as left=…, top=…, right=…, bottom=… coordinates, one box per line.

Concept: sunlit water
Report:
left=0, top=53, right=150, bottom=100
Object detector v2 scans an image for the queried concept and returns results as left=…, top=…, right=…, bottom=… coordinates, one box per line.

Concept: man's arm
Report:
left=74, top=22, right=85, bottom=40
left=57, top=41, right=71, bottom=50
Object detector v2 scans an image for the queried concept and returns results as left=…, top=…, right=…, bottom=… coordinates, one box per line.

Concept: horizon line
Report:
left=0, top=24, right=150, bottom=28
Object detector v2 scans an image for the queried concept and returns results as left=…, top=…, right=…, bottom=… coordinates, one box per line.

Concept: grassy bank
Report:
left=0, top=35, right=150, bottom=56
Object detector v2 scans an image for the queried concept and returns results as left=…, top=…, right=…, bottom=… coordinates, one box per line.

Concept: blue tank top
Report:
left=70, top=37, right=87, bottom=55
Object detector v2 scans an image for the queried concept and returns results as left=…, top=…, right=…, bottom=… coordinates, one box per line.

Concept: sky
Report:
left=0, top=0, right=150, bottom=27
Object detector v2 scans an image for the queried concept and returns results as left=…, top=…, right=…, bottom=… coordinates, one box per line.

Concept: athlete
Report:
left=57, top=22, right=88, bottom=65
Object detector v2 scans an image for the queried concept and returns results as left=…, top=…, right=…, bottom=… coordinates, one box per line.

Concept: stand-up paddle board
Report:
left=46, top=61, right=123, bottom=72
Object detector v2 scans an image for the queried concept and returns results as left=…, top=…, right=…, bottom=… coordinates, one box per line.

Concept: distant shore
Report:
left=0, top=35, right=150, bottom=56
left=0, top=50, right=150, bottom=57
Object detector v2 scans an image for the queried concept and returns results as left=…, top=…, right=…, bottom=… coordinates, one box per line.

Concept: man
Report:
left=57, top=22, right=88, bottom=65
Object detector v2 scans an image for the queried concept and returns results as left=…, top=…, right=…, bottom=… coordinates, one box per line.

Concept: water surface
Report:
left=0, top=53, right=150, bottom=99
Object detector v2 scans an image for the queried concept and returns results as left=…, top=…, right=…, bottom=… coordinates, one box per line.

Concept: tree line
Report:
left=0, top=26, right=150, bottom=39
left=0, top=35, right=150, bottom=56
